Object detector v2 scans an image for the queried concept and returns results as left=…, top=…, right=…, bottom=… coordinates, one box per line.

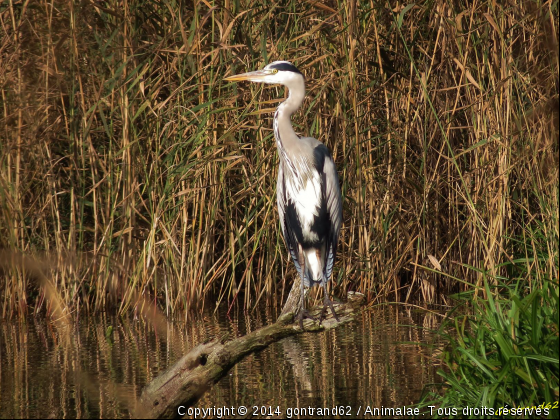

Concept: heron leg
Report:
left=319, top=281, right=339, bottom=325
left=297, top=245, right=308, bottom=329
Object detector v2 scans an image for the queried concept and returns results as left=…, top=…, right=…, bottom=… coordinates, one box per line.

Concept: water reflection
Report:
left=0, top=304, right=441, bottom=418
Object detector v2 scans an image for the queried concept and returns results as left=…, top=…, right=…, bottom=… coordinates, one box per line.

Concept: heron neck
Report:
left=274, top=81, right=305, bottom=151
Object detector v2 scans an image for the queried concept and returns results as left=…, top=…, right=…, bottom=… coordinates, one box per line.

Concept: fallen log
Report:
left=137, top=291, right=365, bottom=419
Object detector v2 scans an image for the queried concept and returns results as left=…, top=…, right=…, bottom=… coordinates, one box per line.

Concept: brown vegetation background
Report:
left=1, top=0, right=558, bottom=318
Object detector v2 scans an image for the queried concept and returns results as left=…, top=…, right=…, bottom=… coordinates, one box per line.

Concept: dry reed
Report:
left=0, top=0, right=557, bottom=318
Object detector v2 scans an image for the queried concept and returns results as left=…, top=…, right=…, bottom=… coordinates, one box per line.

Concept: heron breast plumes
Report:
left=286, top=172, right=322, bottom=242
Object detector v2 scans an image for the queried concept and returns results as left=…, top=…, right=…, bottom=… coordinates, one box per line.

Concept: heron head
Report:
left=225, top=61, right=305, bottom=88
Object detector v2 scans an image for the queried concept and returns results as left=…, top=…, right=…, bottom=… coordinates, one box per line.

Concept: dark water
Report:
left=0, top=303, right=442, bottom=418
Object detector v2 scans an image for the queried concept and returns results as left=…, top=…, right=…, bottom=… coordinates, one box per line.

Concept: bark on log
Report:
left=279, top=274, right=306, bottom=317
left=137, top=292, right=365, bottom=419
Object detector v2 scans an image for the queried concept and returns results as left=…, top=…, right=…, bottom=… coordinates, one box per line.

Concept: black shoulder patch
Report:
left=285, top=201, right=304, bottom=244
left=269, top=62, right=303, bottom=76
left=313, top=144, right=330, bottom=172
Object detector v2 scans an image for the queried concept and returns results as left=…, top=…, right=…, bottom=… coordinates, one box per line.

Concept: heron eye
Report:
left=272, top=69, right=278, bottom=74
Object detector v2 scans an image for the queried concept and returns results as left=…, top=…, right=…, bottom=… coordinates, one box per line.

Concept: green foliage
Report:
left=420, top=223, right=559, bottom=417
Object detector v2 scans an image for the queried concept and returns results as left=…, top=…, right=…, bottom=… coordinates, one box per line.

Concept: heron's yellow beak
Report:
left=224, top=70, right=270, bottom=82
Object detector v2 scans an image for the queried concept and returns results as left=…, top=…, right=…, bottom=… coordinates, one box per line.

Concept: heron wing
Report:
left=322, top=154, right=342, bottom=281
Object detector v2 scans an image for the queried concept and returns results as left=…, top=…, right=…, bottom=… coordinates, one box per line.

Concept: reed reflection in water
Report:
left=0, top=304, right=441, bottom=418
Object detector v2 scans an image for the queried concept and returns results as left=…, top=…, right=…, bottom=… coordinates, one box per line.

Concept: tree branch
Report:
left=137, top=292, right=365, bottom=419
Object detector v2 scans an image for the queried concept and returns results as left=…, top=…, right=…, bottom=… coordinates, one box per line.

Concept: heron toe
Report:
left=318, top=295, right=339, bottom=325
left=297, top=308, right=315, bottom=329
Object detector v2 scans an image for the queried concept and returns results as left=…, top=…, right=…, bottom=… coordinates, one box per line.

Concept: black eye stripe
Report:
left=267, top=62, right=303, bottom=75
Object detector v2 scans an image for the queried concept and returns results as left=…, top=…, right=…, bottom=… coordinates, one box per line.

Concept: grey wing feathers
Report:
left=323, top=155, right=342, bottom=281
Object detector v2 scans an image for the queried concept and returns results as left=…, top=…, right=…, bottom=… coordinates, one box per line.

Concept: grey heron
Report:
left=225, top=61, right=342, bottom=329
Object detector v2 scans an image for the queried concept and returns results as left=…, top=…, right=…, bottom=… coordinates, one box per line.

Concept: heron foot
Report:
left=318, top=295, right=339, bottom=326
left=297, top=309, right=314, bottom=330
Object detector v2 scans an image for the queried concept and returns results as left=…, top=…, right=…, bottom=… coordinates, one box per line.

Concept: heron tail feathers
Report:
left=303, top=248, right=325, bottom=286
